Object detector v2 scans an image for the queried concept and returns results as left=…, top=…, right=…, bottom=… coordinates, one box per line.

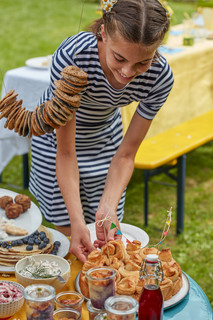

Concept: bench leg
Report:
left=144, top=170, right=149, bottom=226
left=176, top=155, right=186, bottom=234
left=23, top=153, right=29, bottom=189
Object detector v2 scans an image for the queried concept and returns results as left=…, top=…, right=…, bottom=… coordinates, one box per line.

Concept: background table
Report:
left=121, top=25, right=213, bottom=137
left=0, top=253, right=212, bottom=320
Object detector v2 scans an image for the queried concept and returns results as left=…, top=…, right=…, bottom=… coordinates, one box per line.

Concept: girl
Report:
left=29, top=0, right=173, bottom=262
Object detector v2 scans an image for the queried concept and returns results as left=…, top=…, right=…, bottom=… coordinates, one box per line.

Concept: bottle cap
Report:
left=145, top=254, right=159, bottom=263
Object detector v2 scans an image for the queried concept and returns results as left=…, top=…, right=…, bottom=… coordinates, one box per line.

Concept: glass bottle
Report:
left=138, top=254, right=164, bottom=320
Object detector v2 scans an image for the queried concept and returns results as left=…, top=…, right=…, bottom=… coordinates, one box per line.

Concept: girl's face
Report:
left=100, top=25, right=159, bottom=88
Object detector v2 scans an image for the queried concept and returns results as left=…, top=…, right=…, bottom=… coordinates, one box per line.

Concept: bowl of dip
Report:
left=0, top=280, right=24, bottom=319
left=15, top=254, right=71, bottom=292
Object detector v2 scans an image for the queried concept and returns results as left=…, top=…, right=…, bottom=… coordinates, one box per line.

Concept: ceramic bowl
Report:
left=0, top=281, right=24, bottom=319
left=15, top=254, right=71, bottom=292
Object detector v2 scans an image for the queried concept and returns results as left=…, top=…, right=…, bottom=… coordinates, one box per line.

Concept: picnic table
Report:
left=0, top=252, right=212, bottom=319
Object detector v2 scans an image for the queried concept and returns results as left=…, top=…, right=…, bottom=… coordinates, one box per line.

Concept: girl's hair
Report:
left=87, top=0, right=170, bottom=46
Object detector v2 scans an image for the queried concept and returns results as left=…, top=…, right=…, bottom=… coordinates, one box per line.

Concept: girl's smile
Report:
left=98, top=25, right=159, bottom=89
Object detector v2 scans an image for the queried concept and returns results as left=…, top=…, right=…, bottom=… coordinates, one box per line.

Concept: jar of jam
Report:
left=104, top=295, right=138, bottom=320
left=55, top=291, right=84, bottom=313
left=86, top=267, right=116, bottom=309
left=23, top=284, right=56, bottom=320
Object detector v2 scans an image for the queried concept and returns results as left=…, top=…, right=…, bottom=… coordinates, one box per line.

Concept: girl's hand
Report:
left=94, top=206, right=122, bottom=248
left=69, top=223, right=95, bottom=263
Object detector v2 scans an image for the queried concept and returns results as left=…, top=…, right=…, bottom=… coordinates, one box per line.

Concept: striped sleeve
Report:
left=136, top=57, right=174, bottom=120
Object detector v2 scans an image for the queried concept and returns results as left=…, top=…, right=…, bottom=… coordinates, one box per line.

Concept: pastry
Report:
left=79, top=241, right=183, bottom=302
left=5, top=203, right=23, bottom=219
left=14, top=194, right=31, bottom=212
left=0, top=196, right=13, bottom=209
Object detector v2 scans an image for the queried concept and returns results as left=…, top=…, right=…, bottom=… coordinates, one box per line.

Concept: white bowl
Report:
left=0, top=281, right=24, bottom=319
left=15, top=254, right=71, bottom=292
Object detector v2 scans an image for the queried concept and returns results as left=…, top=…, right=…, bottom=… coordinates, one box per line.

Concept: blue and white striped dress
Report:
left=29, top=32, right=174, bottom=226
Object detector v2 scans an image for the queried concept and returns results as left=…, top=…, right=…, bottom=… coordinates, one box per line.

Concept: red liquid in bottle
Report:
left=138, top=284, right=163, bottom=320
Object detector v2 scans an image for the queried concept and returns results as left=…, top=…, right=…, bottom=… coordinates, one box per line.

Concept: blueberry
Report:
left=28, top=238, right=34, bottom=245
left=7, top=245, right=12, bottom=249
left=43, top=237, right=50, bottom=244
left=11, top=240, right=17, bottom=246
left=34, top=239, right=41, bottom=245
left=39, top=234, right=46, bottom=240
left=54, top=241, right=61, bottom=247
left=38, top=243, right=46, bottom=250
left=17, top=239, right=23, bottom=246
left=34, top=230, right=39, bottom=236
left=2, top=242, right=8, bottom=248
left=51, top=251, right=57, bottom=255
left=23, top=238, right=28, bottom=244
left=26, top=245, right=33, bottom=251
left=0, top=242, right=2, bottom=247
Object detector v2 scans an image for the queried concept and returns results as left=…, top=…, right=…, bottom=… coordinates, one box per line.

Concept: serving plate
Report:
left=75, top=271, right=190, bottom=310
left=0, top=188, right=42, bottom=241
left=0, top=228, right=70, bottom=274
left=87, top=222, right=149, bottom=248
left=25, top=56, right=52, bottom=69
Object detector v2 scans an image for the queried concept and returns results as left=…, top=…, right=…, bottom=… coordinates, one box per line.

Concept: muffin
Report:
left=14, top=194, right=31, bottom=212
left=5, top=203, right=23, bottom=219
left=0, top=196, right=13, bottom=209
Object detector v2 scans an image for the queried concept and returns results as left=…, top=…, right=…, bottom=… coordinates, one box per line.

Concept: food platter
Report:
left=75, top=271, right=190, bottom=310
left=25, top=56, right=52, bottom=69
left=0, top=188, right=42, bottom=241
left=0, top=228, right=70, bottom=274
left=87, top=222, right=149, bottom=248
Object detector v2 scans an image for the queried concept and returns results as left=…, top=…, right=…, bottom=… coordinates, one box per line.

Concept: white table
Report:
left=0, top=66, right=50, bottom=185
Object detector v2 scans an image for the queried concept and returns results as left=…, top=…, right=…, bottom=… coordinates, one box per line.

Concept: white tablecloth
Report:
left=0, top=66, right=50, bottom=173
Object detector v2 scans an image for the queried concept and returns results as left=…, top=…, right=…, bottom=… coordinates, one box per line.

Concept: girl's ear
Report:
left=101, top=24, right=107, bottom=43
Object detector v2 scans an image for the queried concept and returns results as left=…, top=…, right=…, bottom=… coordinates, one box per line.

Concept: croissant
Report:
left=116, top=277, right=136, bottom=295
left=164, top=267, right=179, bottom=283
left=172, top=276, right=183, bottom=296
left=118, top=266, right=139, bottom=284
left=158, top=248, right=173, bottom=262
left=160, top=278, right=173, bottom=300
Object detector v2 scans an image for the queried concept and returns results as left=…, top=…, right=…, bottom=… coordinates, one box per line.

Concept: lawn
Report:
left=0, top=0, right=212, bottom=309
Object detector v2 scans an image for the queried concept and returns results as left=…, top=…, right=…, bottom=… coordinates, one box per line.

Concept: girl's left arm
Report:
left=95, top=111, right=152, bottom=246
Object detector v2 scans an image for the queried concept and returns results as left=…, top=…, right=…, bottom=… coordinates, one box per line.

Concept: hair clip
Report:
left=103, top=0, right=118, bottom=13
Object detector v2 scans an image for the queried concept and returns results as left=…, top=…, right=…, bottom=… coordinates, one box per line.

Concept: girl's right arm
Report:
left=56, top=112, right=95, bottom=262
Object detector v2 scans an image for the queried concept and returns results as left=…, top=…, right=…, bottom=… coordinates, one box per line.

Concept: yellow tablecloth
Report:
left=0, top=254, right=89, bottom=320
left=121, top=25, right=213, bottom=138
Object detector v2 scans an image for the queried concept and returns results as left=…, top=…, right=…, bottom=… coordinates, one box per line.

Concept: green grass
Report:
left=0, top=0, right=212, bottom=310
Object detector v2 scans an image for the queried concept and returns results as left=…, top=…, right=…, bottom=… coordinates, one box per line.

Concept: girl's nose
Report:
left=121, top=65, right=136, bottom=78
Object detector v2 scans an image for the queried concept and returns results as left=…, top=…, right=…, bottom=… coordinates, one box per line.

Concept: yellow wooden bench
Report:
left=121, top=108, right=213, bottom=234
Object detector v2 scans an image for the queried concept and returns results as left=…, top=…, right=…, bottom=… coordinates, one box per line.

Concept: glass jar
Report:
left=55, top=291, right=84, bottom=313
left=53, top=308, right=81, bottom=320
left=23, top=284, right=56, bottom=320
left=86, top=267, right=116, bottom=309
left=104, top=295, right=138, bottom=320
left=87, top=299, right=107, bottom=320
